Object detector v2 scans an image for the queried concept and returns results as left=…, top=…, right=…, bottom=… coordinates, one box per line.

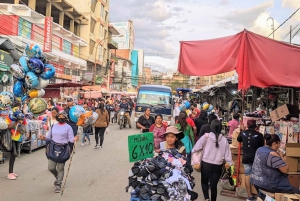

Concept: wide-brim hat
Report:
left=164, top=126, right=184, bottom=140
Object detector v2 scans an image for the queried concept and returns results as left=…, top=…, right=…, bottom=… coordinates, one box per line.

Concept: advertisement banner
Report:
left=111, top=22, right=129, bottom=49
left=43, top=17, right=53, bottom=52
left=0, top=15, right=18, bottom=35
left=52, top=34, right=62, bottom=51
left=18, top=17, right=31, bottom=39
left=31, top=24, right=44, bottom=43
left=63, top=39, right=72, bottom=54
left=72, top=44, right=79, bottom=57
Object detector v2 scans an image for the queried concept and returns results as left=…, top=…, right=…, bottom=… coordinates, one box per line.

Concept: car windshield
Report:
left=137, top=90, right=171, bottom=105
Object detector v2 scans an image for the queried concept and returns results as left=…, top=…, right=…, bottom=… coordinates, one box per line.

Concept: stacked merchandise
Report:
left=21, top=120, right=46, bottom=153
left=126, top=149, right=198, bottom=201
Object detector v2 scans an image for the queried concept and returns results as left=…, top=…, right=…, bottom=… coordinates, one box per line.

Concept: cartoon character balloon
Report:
left=28, top=58, right=45, bottom=75
left=19, top=56, right=30, bottom=72
left=28, top=98, right=47, bottom=116
left=13, top=80, right=26, bottom=97
left=40, top=64, right=55, bottom=80
left=10, top=64, right=25, bottom=80
left=35, top=77, right=49, bottom=89
left=0, top=91, right=14, bottom=108
left=69, top=105, right=85, bottom=123
left=25, top=43, right=42, bottom=59
left=25, top=71, right=39, bottom=88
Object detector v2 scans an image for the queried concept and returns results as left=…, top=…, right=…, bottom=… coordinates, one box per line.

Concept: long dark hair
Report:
left=175, top=138, right=184, bottom=150
left=178, top=112, right=188, bottom=132
left=264, top=134, right=280, bottom=146
left=210, top=120, right=222, bottom=148
left=98, top=103, right=105, bottom=115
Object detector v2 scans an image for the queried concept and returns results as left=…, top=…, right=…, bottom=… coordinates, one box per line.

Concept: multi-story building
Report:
left=111, top=54, right=133, bottom=91
left=0, top=0, right=88, bottom=83
left=142, top=67, right=152, bottom=85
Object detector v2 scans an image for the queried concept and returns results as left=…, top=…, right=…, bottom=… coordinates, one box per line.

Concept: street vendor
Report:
left=251, top=134, right=300, bottom=197
left=159, top=126, right=186, bottom=156
left=5, top=109, right=29, bottom=180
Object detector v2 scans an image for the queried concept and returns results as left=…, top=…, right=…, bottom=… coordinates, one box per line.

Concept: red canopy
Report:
left=178, top=30, right=300, bottom=90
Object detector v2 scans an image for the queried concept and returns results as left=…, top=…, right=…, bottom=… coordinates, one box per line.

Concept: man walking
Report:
left=128, top=98, right=134, bottom=117
left=64, top=98, right=78, bottom=136
left=237, top=119, right=264, bottom=201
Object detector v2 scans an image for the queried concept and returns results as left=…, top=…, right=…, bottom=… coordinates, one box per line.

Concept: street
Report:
left=0, top=115, right=241, bottom=201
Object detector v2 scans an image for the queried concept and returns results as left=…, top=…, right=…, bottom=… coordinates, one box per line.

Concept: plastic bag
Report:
left=0, top=129, right=12, bottom=151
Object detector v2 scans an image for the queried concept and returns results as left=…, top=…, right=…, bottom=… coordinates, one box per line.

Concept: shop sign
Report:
left=0, top=50, right=13, bottom=71
left=128, top=132, right=154, bottom=162
left=72, top=44, right=79, bottom=57
left=55, top=73, right=72, bottom=80
left=43, top=17, right=53, bottom=52
left=18, top=17, right=31, bottom=39
left=62, top=40, right=72, bottom=54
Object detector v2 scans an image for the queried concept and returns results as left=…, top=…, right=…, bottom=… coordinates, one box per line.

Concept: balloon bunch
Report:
left=11, top=43, right=56, bottom=102
left=68, top=105, right=99, bottom=127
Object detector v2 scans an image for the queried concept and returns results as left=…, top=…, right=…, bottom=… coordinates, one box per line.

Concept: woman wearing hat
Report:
left=38, top=111, right=79, bottom=193
left=159, top=126, right=186, bottom=155
left=4, top=109, right=29, bottom=180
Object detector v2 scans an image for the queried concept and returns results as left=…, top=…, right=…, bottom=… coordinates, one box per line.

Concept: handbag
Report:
left=45, top=125, right=71, bottom=163
left=191, top=133, right=209, bottom=172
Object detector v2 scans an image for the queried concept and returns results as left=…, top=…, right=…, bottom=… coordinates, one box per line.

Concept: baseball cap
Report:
left=66, top=98, right=73, bottom=102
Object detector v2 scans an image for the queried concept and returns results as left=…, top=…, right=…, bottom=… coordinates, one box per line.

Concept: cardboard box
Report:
left=286, top=143, right=300, bottom=157
left=270, top=104, right=299, bottom=122
left=275, top=193, right=300, bottom=201
left=288, top=174, right=300, bottom=189
left=286, top=157, right=299, bottom=172
left=265, top=194, right=276, bottom=201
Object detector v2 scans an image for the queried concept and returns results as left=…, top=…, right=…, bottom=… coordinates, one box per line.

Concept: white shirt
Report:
left=173, top=106, right=180, bottom=118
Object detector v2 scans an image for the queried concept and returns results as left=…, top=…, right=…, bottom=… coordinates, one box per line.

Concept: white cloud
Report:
left=281, top=0, right=300, bottom=9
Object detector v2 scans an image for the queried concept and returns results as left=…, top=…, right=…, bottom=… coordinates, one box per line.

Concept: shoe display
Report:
left=7, top=173, right=17, bottom=180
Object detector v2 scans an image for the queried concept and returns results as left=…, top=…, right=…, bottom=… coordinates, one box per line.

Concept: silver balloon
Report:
left=10, top=64, right=25, bottom=80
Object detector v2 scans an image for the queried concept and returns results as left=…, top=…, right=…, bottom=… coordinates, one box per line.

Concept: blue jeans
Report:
left=82, top=133, right=91, bottom=143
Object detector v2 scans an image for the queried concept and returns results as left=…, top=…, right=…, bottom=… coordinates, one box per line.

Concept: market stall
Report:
left=178, top=29, right=300, bottom=199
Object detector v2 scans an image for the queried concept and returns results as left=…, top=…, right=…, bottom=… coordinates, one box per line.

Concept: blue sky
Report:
left=110, top=0, right=300, bottom=72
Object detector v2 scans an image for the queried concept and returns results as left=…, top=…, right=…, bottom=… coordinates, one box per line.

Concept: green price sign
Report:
left=128, top=132, right=154, bottom=162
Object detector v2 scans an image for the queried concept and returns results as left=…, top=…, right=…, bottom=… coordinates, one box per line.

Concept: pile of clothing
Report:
left=126, top=148, right=198, bottom=201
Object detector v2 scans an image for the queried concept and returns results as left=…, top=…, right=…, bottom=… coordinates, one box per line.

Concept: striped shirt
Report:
left=267, top=154, right=286, bottom=169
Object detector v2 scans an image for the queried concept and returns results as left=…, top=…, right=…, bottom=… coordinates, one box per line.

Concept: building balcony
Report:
left=108, top=37, right=118, bottom=49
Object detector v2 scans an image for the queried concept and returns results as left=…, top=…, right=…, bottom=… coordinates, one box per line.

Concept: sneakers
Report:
left=7, top=173, right=17, bottom=180
left=246, top=197, right=256, bottom=201
left=81, top=143, right=84, bottom=147
left=94, top=144, right=98, bottom=149
left=55, top=185, right=61, bottom=193
left=100, top=146, right=102, bottom=149
left=12, top=173, right=18, bottom=177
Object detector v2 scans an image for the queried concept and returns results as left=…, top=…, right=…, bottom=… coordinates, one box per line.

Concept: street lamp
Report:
left=93, top=35, right=123, bottom=85
left=267, top=17, right=274, bottom=39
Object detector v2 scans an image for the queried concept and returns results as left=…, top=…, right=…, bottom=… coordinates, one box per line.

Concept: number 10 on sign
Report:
left=128, top=132, right=154, bottom=162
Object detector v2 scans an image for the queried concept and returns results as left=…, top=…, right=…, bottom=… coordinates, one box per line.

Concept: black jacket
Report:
left=194, top=112, right=208, bottom=137
left=199, top=124, right=211, bottom=138
left=237, top=129, right=264, bottom=164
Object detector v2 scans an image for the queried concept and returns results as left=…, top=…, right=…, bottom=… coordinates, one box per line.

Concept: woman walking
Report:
left=93, top=103, right=109, bottom=149
left=192, top=120, right=233, bottom=201
left=38, top=111, right=79, bottom=193
left=137, top=108, right=155, bottom=133
left=47, top=107, right=59, bottom=128
left=149, top=114, right=167, bottom=151
left=175, top=113, right=195, bottom=162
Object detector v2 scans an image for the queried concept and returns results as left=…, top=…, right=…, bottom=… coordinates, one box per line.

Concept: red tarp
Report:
left=178, top=30, right=300, bottom=90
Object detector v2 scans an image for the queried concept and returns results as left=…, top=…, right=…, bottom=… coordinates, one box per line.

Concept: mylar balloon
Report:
left=207, top=104, right=214, bottom=112
left=10, top=64, right=25, bottom=80
left=85, top=112, right=99, bottom=125
left=35, top=77, right=49, bottom=89
left=202, top=103, right=210, bottom=110
left=0, top=91, right=14, bottom=108
left=69, top=105, right=85, bottom=123
left=28, top=98, right=47, bottom=116
left=27, top=58, right=44, bottom=75
left=19, top=56, right=30, bottom=72
left=40, top=53, right=47, bottom=64
left=184, top=101, right=191, bottom=109
left=13, top=80, right=25, bottom=97
left=77, top=110, right=93, bottom=126
left=25, top=43, right=42, bottom=59
left=0, top=117, right=8, bottom=130
left=25, top=71, right=39, bottom=88
left=27, top=89, right=45, bottom=98
left=40, top=64, right=55, bottom=79
left=0, top=73, right=13, bottom=86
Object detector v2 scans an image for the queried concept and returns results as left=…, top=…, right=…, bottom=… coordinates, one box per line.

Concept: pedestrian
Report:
left=47, top=100, right=55, bottom=111
left=137, top=108, right=155, bottom=133
left=149, top=114, right=167, bottom=151
left=237, top=119, right=264, bottom=201
left=5, top=110, right=29, bottom=180
left=227, top=113, right=240, bottom=138
left=159, top=126, right=186, bottom=155
left=173, top=102, right=180, bottom=123
left=93, top=102, right=109, bottom=149
left=194, top=110, right=208, bottom=138
left=47, top=107, right=59, bottom=128
left=192, top=120, right=233, bottom=201
left=81, top=103, right=92, bottom=146
left=64, top=98, right=78, bottom=136
left=175, top=112, right=195, bottom=162
left=189, top=107, right=199, bottom=121
left=128, top=98, right=134, bottom=117
left=198, top=112, right=218, bottom=138
left=38, top=111, right=79, bottom=193
left=251, top=134, right=300, bottom=198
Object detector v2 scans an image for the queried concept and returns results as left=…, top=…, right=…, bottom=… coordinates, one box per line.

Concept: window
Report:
left=65, top=68, right=70, bottom=75
left=105, top=11, right=108, bottom=23
left=104, top=29, right=107, bottom=39
left=91, top=0, right=97, bottom=12
left=90, top=18, right=96, bottom=34
left=103, top=48, right=107, bottom=60
left=89, top=39, right=96, bottom=54
left=123, top=61, right=127, bottom=67
left=100, top=4, right=104, bottom=19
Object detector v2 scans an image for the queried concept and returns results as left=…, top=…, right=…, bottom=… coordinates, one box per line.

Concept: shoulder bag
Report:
left=45, top=125, right=71, bottom=163
left=191, top=133, right=209, bottom=172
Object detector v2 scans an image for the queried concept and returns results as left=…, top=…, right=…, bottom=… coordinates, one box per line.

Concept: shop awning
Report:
left=178, top=30, right=300, bottom=90
left=0, top=37, right=20, bottom=61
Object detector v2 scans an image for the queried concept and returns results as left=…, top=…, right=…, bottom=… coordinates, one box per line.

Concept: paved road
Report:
left=0, top=115, right=241, bottom=201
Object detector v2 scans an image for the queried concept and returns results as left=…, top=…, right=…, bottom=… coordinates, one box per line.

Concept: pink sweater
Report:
left=192, top=132, right=233, bottom=165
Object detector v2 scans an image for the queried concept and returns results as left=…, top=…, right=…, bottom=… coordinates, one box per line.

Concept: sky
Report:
left=109, top=0, right=300, bottom=72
